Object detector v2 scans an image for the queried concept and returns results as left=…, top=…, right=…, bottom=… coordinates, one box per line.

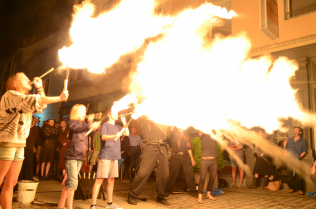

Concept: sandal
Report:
left=206, top=195, right=217, bottom=201
left=197, top=197, right=204, bottom=204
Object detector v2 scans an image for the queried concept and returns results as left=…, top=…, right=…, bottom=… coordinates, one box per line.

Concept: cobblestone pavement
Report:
left=10, top=178, right=316, bottom=209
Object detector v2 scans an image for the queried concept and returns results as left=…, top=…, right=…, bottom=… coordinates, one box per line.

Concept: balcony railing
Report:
left=286, top=4, right=316, bottom=19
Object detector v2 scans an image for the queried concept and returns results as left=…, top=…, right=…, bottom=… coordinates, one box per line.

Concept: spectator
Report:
left=89, top=126, right=101, bottom=172
left=285, top=127, right=308, bottom=195
left=119, top=135, right=130, bottom=173
left=227, top=139, right=245, bottom=187
left=311, top=160, right=316, bottom=195
left=248, top=129, right=275, bottom=189
left=40, top=119, right=58, bottom=180
left=129, top=127, right=143, bottom=164
left=53, top=122, right=62, bottom=179
left=197, top=131, right=217, bottom=204
left=165, top=126, right=197, bottom=198
left=57, top=104, right=99, bottom=209
left=57, top=120, right=69, bottom=185
left=19, top=118, right=39, bottom=180
left=35, top=120, right=47, bottom=180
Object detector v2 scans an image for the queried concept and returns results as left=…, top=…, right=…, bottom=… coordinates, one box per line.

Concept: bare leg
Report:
left=91, top=178, right=104, bottom=205
left=107, top=178, right=115, bottom=203
left=231, top=167, right=236, bottom=185
left=239, top=168, right=244, bottom=185
left=61, top=169, right=67, bottom=185
left=89, top=164, right=93, bottom=172
left=57, top=186, right=68, bottom=208
left=67, top=190, right=75, bottom=209
left=36, top=162, right=40, bottom=175
left=41, top=162, right=46, bottom=176
left=45, top=162, right=51, bottom=177
left=0, top=160, right=12, bottom=185
left=1, top=161, right=23, bottom=209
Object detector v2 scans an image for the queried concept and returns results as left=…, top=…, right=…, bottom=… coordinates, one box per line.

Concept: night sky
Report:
left=0, top=0, right=74, bottom=59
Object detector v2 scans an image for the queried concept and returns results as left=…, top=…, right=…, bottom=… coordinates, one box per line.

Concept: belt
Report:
left=173, top=152, right=188, bottom=155
left=202, top=157, right=216, bottom=160
left=130, top=146, right=140, bottom=148
left=148, top=142, right=167, bottom=154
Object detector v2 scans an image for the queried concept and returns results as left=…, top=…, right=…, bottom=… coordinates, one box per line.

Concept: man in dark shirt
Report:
left=40, top=119, right=58, bottom=180
left=20, top=118, right=38, bottom=180
left=128, top=116, right=170, bottom=206
left=165, top=126, right=197, bottom=197
left=197, top=131, right=217, bottom=203
left=285, top=127, right=308, bottom=195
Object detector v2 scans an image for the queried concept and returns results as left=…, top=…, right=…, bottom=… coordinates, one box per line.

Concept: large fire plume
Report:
left=58, top=0, right=173, bottom=73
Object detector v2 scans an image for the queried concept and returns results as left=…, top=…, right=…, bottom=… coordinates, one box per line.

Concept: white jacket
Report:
left=0, top=91, right=42, bottom=147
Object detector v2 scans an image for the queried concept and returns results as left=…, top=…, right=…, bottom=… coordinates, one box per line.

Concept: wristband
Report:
left=37, top=87, right=43, bottom=90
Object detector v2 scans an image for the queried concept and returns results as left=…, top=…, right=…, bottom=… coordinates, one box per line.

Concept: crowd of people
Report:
left=0, top=72, right=316, bottom=209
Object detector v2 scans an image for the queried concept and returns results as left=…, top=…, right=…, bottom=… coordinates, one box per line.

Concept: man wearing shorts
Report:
left=40, top=119, right=58, bottom=180
left=228, top=141, right=245, bottom=187
left=90, top=110, right=129, bottom=209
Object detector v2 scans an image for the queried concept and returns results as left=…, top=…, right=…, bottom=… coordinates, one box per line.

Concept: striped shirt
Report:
left=0, top=91, right=42, bottom=147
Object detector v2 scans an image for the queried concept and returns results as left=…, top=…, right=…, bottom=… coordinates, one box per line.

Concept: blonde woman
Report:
left=57, top=104, right=100, bottom=209
left=0, top=72, right=68, bottom=209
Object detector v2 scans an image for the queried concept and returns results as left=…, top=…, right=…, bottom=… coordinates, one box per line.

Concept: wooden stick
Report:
left=30, top=68, right=54, bottom=84
left=64, top=64, right=69, bottom=102
left=64, top=64, right=69, bottom=91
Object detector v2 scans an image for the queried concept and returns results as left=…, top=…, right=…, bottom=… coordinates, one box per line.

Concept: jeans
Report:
left=198, top=159, right=217, bottom=194
left=0, top=147, right=24, bottom=161
left=287, top=167, right=304, bottom=191
left=65, top=160, right=83, bottom=190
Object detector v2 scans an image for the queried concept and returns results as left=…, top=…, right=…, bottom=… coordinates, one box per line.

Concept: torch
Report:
left=64, top=64, right=69, bottom=102
left=113, top=118, right=133, bottom=142
left=30, top=68, right=54, bottom=84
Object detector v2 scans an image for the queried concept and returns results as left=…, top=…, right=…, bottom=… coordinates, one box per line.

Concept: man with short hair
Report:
left=129, top=127, right=143, bottom=163
left=40, top=119, right=58, bottom=180
left=285, top=127, right=307, bottom=195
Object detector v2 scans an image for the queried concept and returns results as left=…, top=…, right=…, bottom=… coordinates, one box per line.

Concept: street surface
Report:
left=10, top=178, right=316, bottom=209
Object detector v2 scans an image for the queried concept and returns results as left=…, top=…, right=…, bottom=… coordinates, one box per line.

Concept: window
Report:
left=285, top=0, right=316, bottom=19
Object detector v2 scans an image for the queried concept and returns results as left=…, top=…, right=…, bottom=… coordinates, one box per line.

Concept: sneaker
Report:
left=237, top=184, right=243, bottom=188
left=229, top=183, right=235, bottom=187
left=106, top=203, right=122, bottom=209
left=90, top=205, right=97, bottom=209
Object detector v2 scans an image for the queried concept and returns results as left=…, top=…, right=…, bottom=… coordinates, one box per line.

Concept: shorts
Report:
left=96, top=159, right=118, bottom=178
left=118, top=158, right=125, bottom=168
left=65, top=160, right=83, bottom=190
left=89, top=151, right=100, bottom=165
left=41, top=148, right=54, bottom=163
left=0, top=147, right=24, bottom=161
left=230, top=156, right=244, bottom=168
left=36, top=146, right=42, bottom=162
